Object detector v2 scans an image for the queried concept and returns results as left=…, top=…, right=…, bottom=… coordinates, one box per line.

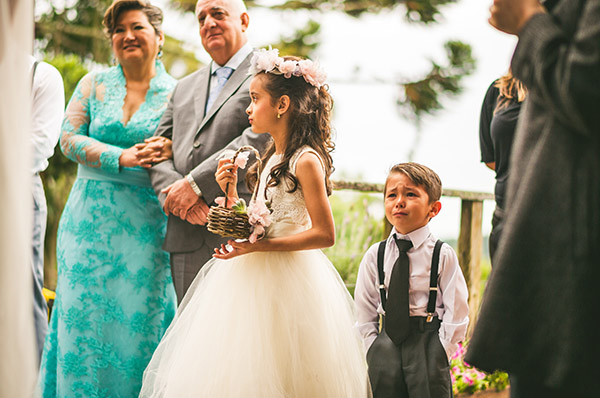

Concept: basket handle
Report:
left=224, top=145, right=262, bottom=208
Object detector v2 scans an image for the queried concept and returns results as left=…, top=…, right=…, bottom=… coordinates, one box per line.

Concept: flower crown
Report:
left=249, top=48, right=327, bottom=89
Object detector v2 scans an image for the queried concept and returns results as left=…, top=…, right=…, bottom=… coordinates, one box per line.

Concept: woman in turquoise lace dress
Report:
left=38, top=1, right=177, bottom=396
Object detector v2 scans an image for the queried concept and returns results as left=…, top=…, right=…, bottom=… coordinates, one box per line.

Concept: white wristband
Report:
left=186, top=174, right=202, bottom=197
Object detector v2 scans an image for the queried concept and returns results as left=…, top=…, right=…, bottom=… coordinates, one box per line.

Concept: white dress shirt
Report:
left=354, top=224, right=469, bottom=360
left=29, top=56, right=65, bottom=174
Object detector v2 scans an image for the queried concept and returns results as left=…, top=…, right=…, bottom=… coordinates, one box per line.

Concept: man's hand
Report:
left=162, top=178, right=201, bottom=219
left=489, top=0, right=546, bottom=35
left=185, top=199, right=211, bottom=225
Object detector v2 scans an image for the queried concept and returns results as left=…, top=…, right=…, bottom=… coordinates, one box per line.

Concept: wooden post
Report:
left=457, top=199, right=483, bottom=337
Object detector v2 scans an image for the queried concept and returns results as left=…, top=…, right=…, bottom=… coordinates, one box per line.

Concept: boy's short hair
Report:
left=385, top=162, right=442, bottom=203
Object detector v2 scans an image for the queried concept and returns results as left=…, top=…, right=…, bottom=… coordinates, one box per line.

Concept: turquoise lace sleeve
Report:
left=60, top=73, right=122, bottom=173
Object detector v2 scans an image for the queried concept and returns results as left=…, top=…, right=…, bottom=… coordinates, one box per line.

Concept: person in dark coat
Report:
left=466, top=0, right=600, bottom=397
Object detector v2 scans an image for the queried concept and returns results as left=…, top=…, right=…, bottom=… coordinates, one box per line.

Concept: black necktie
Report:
left=385, top=237, right=413, bottom=345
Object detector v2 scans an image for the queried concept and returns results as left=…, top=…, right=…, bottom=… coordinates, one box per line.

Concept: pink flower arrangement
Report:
left=249, top=47, right=327, bottom=89
left=247, top=199, right=272, bottom=243
left=450, top=341, right=509, bottom=395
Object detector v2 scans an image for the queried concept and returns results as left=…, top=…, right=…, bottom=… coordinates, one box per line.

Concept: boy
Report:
left=355, top=162, right=469, bottom=398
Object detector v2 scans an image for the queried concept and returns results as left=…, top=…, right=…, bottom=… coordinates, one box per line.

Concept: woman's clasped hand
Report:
left=119, top=135, right=173, bottom=168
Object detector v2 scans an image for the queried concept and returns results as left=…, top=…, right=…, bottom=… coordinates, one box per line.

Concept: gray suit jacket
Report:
left=466, top=0, right=600, bottom=391
left=149, top=53, right=269, bottom=253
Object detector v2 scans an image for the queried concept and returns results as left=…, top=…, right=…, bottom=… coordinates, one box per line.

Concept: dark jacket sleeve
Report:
left=511, top=1, right=600, bottom=137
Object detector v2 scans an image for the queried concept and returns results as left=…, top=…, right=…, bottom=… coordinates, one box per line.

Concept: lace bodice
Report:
left=60, top=61, right=176, bottom=174
left=254, top=146, right=324, bottom=232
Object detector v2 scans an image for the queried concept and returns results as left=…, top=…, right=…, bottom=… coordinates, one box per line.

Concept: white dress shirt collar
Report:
left=210, top=42, right=253, bottom=74
left=388, top=224, right=431, bottom=250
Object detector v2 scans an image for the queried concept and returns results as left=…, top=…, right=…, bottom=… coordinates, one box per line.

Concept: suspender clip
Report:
left=426, top=313, right=434, bottom=323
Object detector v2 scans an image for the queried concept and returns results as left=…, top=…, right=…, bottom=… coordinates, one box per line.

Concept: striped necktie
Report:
left=206, top=66, right=233, bottom=112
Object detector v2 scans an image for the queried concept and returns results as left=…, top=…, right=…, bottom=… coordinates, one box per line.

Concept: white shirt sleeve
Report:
left=437, top=244, right=469, bottom=360
left=31, top=61, right=65, bottom=173
left=354, top=243, right=382, bottom=352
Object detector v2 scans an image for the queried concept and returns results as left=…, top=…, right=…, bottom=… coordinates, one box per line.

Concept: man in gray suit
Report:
left=149, top=0, right=268, bottom=303
left=466, top=0, right=600, bottom=396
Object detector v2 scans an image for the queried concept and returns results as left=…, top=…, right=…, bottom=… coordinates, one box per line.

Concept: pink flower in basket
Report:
left=234, top=152, right=250, bottom=169
left=248, top=199, right=272, bottom=243
left=215, top=197, right=226, bottom=207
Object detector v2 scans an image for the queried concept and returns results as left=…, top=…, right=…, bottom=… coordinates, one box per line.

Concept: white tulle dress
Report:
left=139, top=146, right=370, bottom=398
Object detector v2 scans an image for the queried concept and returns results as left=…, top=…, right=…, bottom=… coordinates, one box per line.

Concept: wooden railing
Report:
left=333, top=180, right=494, bottom=335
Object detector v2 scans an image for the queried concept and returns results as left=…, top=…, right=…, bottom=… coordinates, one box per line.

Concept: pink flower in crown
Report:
left=250, top=47, right=280, bottom=75
left=278, top=60, right=298, bottom=78
left=297, top=59, right=327, bottom=88
left=234, top=152, right=250, bottom=169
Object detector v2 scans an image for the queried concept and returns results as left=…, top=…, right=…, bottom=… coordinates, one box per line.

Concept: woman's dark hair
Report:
left=103, top=0, right=164, bottom=37
left=246, top=56, right=335, bottom=197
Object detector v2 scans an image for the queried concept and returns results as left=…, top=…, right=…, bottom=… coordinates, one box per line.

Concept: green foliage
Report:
left=46, top=54, right=89, bottom=103
left=272, top=20, right=321, bottom=58
left=269, top=0, right=458, bottom=22
left=36, top=0, right=113, bottom=63
left=324, top=192, right=384, bottom=296
left=397, top=40, right=476, bottom=123
left=161, top=35, right=204, bottom=78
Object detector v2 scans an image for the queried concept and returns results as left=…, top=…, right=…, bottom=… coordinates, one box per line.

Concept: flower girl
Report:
left=140, top=48, right=370, bottom=397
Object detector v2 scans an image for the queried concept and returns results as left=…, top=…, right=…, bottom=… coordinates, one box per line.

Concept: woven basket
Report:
left=206, top=146, right=262, bottom=240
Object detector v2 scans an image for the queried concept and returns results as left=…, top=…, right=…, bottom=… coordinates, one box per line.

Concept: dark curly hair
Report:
left=246, top=56, right=335, bottom=198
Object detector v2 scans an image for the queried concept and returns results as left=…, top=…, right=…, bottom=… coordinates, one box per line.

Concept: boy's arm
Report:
left=354, top=244, right=382, bottom=352
left=437, top=244, right=470, bottom=361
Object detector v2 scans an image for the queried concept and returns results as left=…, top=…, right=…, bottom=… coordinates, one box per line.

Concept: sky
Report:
left=152, top=0, right=518, bottom=240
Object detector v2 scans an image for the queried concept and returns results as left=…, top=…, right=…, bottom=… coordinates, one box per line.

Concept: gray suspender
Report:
left=376, top=239, right=443, bottom=323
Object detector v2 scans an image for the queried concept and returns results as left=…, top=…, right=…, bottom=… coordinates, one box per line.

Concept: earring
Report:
left=277, top=113, right=281, bottom=119
left=111, top=55, right=117, bottom=65
left=157, top=45, right=163, bottom=59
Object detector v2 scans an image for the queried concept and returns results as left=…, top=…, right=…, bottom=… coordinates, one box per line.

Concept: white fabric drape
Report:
left=0, top=0, right=37, bottom=396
